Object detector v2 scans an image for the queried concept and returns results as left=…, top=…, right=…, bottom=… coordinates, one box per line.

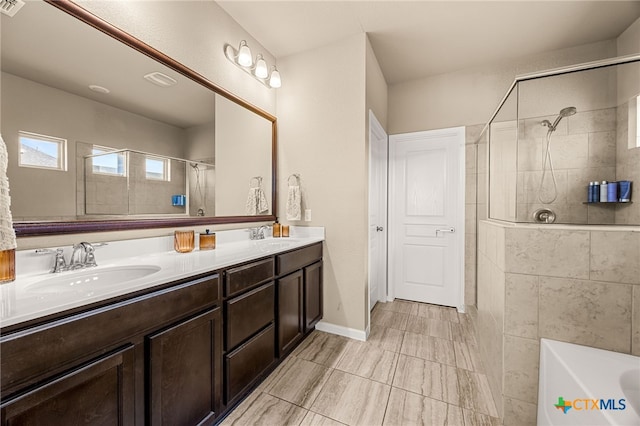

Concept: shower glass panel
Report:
left=488, top=56, right=640, bottom=225
left=84, top=149, right=215, bottom=217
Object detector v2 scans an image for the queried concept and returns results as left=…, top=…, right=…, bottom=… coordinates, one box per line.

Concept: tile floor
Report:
left=221, top=300, right=502, bottom=426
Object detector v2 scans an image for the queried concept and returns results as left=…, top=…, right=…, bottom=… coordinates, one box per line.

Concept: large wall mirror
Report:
left=1, top=0, right=277, bottom=236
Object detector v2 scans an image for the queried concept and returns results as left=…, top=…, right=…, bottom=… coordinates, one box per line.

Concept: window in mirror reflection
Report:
left=92, top=146, right=126, bottom=176
left=18, top=131, right=66, bottom=171
left=146, top=156, right=170, bottom=181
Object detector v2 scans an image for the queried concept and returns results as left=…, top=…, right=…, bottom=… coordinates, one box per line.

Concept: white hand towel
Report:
left=257, top=187, right=269, bottom=214
left=0, top=135, right=16, bottom=251
left=245, top=187, right=259, bottom=215
left=286, top=185, right=301, bottom=221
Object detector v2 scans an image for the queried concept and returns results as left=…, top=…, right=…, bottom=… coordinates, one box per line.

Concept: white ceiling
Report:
left=216, top=0, right=640, bottom=85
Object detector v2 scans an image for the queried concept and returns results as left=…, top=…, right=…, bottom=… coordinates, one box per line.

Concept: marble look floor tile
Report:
left=220, top=392, right=308, bottom=426
left=392, top=354, right=460, bottom=405
left=453, top=341, right=484, bottom=372
left=383, top=388, right=464, bottom=426
left=457, top=369, right=499, bottom=417
left=256, top=355, right=296, bottom=393
left=335, top=340, right=398, bottom=384
left=462, top=409, right=503, bottom=426
left=375, top=299, right=416, bottom=314
left=293, top=331, right=350, bottom=368
left=410, top=304, right=459, bottom=323
left=300, top=411, right=346, bottom=426
left=406, top=316, right=453, bottom=339
left=265, top=357, right=332, bottom=408
left=400, top=332, right=456, bottom=366
left=310, top=370, right=391, bottom=426
left=367, top=325, right=405, bottom=352
left=372, top=309, right=409, bottom=330
left=451, top=322, right=477, bottom=345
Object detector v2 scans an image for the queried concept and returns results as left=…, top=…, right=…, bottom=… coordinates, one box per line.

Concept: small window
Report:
left=92, top=146, right=126, bottom=176
left=145, top=156, right=170, bottom=181
left=19, top=131, right=66, bottom=171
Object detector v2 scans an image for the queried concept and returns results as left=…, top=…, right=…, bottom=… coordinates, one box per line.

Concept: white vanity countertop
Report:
left=0, top=226, right=324, bottom=330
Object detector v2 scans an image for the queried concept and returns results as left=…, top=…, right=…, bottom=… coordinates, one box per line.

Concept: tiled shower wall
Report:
left=477, top=219, right=640, bottom=425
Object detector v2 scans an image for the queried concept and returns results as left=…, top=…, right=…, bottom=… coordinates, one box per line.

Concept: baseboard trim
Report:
left=315, top=321, right=367, bottom=341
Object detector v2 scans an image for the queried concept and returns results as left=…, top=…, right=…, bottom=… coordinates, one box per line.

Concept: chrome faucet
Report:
left=249, top=226, right=270, bottom=240
left=69, top=242, right=96, bottom=270
left=36, top=242, right=106, bottom=273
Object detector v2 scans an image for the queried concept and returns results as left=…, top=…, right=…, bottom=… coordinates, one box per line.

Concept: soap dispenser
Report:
left=199, top=229, right=216, bottom=250
left=273, top=221, right=281, bottom=238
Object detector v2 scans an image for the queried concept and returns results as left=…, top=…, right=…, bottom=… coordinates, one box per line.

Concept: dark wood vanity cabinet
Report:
left=304, top=260, right=323, bottom=333
left=0, top=274, right=222, bottom=426
left=1, top=242, right=323, bottom=425
left=1, top=345, right=135, bottom=426
left=222, top=259, right=276, bottom=407
left=276, top=243, right=323, bottom=356
left=147, top=308, right=222, bottom=426
left=277, top=270, right=304, bottom=355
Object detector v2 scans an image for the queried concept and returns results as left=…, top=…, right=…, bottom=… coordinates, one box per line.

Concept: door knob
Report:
left=376, top=226, right=384, bottom=232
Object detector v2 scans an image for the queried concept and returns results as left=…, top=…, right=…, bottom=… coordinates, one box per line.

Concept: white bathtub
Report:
left=537, top=338, right=640, bottom=425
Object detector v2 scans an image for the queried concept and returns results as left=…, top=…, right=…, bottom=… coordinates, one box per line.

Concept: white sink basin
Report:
left=25, top=265, right=161, bottom=295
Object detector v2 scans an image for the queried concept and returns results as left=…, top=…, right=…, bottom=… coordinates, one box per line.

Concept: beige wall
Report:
left=277, top=33, right=368, bottom=333
left=388, top=40, right=617, bottom=134
left=215, top=95, right=273, bottom=216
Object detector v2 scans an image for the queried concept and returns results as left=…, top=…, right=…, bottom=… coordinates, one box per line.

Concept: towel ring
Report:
left=250, top=176, right=262, bottom=188
left=288, top=174, right=300, bottom=186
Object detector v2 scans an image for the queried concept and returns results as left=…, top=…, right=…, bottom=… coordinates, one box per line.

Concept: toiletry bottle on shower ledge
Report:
left=593, top=181, right=600, bottom=202
left=588, top=182, right=594, bottom=203
left=600, top=181, right=608, bottom=202
left=607, top=181, right=618, bottom=202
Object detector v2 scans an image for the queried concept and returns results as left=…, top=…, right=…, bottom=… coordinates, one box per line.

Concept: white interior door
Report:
left=368, top=111, right=388, bottom=311
left=389, top=127, right=464, bottom=308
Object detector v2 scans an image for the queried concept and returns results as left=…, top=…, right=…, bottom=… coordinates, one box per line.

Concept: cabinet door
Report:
left=148, top=308, right=222, bottom=426
left=304, top=261, right=323, bottom=332
left=277, top=270, right=304, bottom=355
left=0, top=345, right=135, bottom=426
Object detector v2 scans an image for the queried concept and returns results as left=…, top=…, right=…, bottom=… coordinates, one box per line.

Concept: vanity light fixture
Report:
left=224, top=40, right=282, bottom=89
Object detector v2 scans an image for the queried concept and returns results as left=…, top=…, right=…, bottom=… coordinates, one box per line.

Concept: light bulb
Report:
left=269, top=68, right=281, bottom=88
left=238, top=41, right=252, bottom=67
left=255, top=56, right=268, bottom=79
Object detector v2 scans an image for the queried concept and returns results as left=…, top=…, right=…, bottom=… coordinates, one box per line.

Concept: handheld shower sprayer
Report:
left=537, top=106, right=577, bottom=205
left=541, top=106, right=577, bottom=132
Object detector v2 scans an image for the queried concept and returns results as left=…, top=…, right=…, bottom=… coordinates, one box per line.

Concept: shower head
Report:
left=551, top=106, right=577, bottom=130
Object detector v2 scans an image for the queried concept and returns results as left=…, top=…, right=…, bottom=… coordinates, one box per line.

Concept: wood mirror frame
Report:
left=13, top=0, right=277, bottom=237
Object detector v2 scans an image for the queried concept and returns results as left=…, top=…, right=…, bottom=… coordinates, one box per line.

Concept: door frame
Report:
left=388, top=126, right=466, bottom=311
left=368, top=110, right=388, bottom=312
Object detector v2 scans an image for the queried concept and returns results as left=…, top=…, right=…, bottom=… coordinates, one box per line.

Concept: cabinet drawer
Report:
left=225, top=258, right=274, bottom=297
left=225, top=324, right=275, bottom=404
left=276, top=243, right=322, bottom=276
left=226, top=282, right=274, bottom=350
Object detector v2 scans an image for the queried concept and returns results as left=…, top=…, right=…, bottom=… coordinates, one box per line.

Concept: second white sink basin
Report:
left=26, top=265, right=161, bottom=295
